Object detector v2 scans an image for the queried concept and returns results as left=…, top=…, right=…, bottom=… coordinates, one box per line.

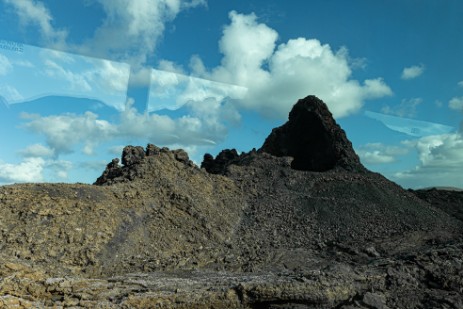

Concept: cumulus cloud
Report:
left=20, top=144, right=55, bottom=158
left=458, top=81, right=463, bottom=88
left=394, top=133, right=463, bottom=188
left=0, top=155, right=74, bottom=184
left=0, top=157, right=45, bottom=183
left=119, top=98, right=227, bottom=145
left=401, top=64, right=425, bottom=80
left=193, top=11, right=392, bottom=119
left=449, top=96, right=463, bottom=111
left=381, top=98, right=423, bottom=118
left=357, top=143, right=409, bottom=165
left=20, top=97, right=232, bottom=158
left=77, top=0, right=205, bottom=66
left=21, top=111, right=116, bottom=155
left=148, top=67, right=246, bottom=114
left=1, top=0, right=67, bottom=46
left=3, top=0, right=204, bottom=68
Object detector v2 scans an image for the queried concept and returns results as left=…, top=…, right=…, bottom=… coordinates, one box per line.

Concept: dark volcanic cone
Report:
left=259, top=95, right=366, bottom=172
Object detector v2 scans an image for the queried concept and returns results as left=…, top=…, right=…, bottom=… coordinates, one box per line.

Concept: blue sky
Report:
left=0, top=0, right=462, bottom=188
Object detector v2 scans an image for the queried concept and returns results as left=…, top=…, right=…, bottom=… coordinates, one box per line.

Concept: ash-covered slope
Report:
left=1, top=95, right=463, bottom=308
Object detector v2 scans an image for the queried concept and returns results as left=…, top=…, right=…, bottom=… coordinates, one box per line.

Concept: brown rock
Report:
left=122, top=145, right=146, bottom=166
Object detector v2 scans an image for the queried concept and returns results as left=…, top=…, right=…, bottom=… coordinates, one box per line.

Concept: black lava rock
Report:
left=259, top=95, right=366, bottom=172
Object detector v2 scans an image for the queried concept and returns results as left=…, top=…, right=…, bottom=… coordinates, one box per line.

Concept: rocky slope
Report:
left=1, top=95, right=462, bottom=308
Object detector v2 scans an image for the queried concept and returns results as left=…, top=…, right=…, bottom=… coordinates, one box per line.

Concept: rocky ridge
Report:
left=0, top=95, right=462, bottom=308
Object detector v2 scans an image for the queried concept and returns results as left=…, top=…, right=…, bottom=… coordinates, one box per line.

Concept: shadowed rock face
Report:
left=200, top=149, right=241, bottom=175
left=260, top=95, right=366, bottom=172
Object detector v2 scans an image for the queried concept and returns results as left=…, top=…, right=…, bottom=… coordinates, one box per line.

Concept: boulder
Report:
left=121, top=146, right=145, bottom=166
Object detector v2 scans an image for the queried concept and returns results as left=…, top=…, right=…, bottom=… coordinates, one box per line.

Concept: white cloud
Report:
left=88, top=59, right=130, bottom=95
left=394, top=133, right=463, bottom=188
left=148, top=67, right=247, bottom=112
left=0, top=155, right=74, bottom=184
left=119, top=99, right=227, bottom=145
left=78, top=0, right=205, bottom=66
left=381, top=98, right=423, bottom=118
left=357, top=143, right=409, bottom=165
left=158, top=60, right=185, bottom=74
left=0, top=54, right=13, bottom=75
left=3, top=0, right=204, bottom=67
left=44, top=59, right=92, bottom=91
left=458, top=81, right=463, bottom=88
left=0, top=84, right=24, bottom=103
left=20, top=97, right=231, bottom=158
left=1, top=0, right=67, bottom=46
left=33, top=48, right=130, bottom=109
left=0, top=157, right=45, bottom=183
left=20, top=144, right=55, bottom=158
left=449, top=96, right=463, bottom=111
left=22, top=111, right=117, bottom=155
left=401, top=64, right=425, bottom=80
left=194, top=11, right=392, bottom=119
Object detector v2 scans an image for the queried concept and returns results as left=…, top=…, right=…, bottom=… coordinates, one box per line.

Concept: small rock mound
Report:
left=201, top=149, right=239, bottom=174
left=94, top=144, right=192, bottom=185
left=260, top=95, right=366, bottom=172
left=201, top=149, right=258, bottom=175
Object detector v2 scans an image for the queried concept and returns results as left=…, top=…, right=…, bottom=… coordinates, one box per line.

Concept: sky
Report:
left=0, top=0, right=462, bottom=189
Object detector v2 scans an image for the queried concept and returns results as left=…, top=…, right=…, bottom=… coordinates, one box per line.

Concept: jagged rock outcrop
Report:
left=1, top=95, right=463, bottom=308
left=122, top=145, right=146, bottom=166
left=260, top=95, right=366, bottom=172
left=201, top=149, right=241, bottom=174
left=94, top=144, right=192, bottom=185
